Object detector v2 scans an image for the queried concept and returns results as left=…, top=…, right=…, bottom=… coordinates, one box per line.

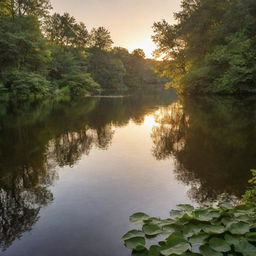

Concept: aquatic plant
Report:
left=122, top=202, right=256, bottom=255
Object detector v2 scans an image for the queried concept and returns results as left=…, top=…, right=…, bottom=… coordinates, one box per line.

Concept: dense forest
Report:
left=0, top=0, right=165, bottom=101
left=153, top=0, right=256, bottom=94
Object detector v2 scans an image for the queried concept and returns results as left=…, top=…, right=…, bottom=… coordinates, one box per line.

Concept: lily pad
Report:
left=177, top=204, right=194, bottom=212
left=246, top=232, right=256, bottom=242
left=161, top=241, right=191, bottom=255
left=148, top=245, right=161, bottom=256
left=125, top=237, right=146, bottom=251
left=170, top=210, right=184, bottom=219
left=200, top=244, right=223, bottom=256
left=193, top=209, right=220, bottom=221
left=229, top=222, right=250, bottom=235
left=235, top=240, right=256, bottom=256
left=189, top=233, right=210, bottom=245
left=142, top=223, right=162, bottom=236
left=130, top=212, right=150, bottom=223
left=224, top=234, right=241, bottom=245
left=122, top=230, right=144, bottom=240
left=183, top=224, right=202, bottom=237
left=203, top=225, right=225, bottom=234
left=209, top=238, right=231, bottom=252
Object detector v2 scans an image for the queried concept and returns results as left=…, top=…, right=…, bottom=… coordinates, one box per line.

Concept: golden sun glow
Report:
left=143, top=115, right=160, bottom=127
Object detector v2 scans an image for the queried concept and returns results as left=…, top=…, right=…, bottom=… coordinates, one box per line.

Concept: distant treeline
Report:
left=153, top=0, right=256, bottom=94
left=0, top=0, right=165, bottom=101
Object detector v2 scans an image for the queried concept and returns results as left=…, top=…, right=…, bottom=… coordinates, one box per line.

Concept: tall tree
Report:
left=90, top=27, right=113, bottom=50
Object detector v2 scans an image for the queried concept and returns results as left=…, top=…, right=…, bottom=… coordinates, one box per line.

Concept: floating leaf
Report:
left=122, top=230, right=144, bottom=241
left=125, top=237, right=146, bottom=251
left=170, top=210, right=184, bottom=218
left=189, top=233, right=210, bottom=245
left=229, top=222, right=250, bottom=235
left=161, top=242, right=190, bottom=255
left=177, top=204, right=194, bottom=212
left=148, top=245, right=161, bottom=256
left=183, top=224, right=202, bottom=237
left=132, top=249, right=149, bottom=256
left=246, top=232, right=256, bottom=242
left=162, top=224, right=176, bottom=234
left=235, top=240, right=256, bottom=256
left=142, top=223, right=162, bottom=236
left=209, top=238, right=231, bottom=252
left=224, top=234, right=241, bottom=245
left=130, top=212, right=150, bottom=223
left=203, top=225, right=225, bottom=234
left=200, top=245, right=223, bottom=256
left=193, top=209, right=220, bottom=221
left=221, top=217, right=238, bottom=228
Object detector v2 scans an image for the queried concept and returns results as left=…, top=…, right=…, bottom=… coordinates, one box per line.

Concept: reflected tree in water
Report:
left=151, top=97, right=256, bottom=203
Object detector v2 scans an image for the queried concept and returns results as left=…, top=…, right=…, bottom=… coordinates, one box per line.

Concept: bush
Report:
left=3, top=70, right=51, bottom=99
left=59, top=73, right=101, bottom=96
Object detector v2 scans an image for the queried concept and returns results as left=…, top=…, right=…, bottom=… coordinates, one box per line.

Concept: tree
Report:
left=152, top=0, right=256, bottom=94
left=44, top=12, right=90, bottom=48
left=132, top=48, right=146, bottom=59
left=90, top=27, right=113, bottom=50
left=4, top=0, right=52, bottom=18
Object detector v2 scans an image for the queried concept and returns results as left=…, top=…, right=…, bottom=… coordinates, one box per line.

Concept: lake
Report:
left=0, top=91, right=255, bottom=256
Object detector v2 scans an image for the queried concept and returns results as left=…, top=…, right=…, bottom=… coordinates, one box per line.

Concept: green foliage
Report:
left=243, top=170, right=256, bottom=204
left=59, top=73, right=100, bottom=96
left=152, top=0, right=256, bottom=94
left=3, top=70, right=50, bottom=99
left=123, top=203, right=256, bottom=255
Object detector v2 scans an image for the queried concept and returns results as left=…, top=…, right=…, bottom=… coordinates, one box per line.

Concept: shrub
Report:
left=59, top=73, right=101, bottom=96
left=3, top=70, right=51, bottom=99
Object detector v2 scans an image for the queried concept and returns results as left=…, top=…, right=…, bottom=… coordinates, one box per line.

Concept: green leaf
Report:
left=246, top=232, right=256, bottom=242
left=189, top=233, right=210, bottom=245
left=132, top=249, right=149, bottom=256
left=224, top=234, right=241, bottom=245
left=124, top=237, right=146, bottom=251
left=177, top=204, right=194, bottom=212
left=209, top=238, right=231, bottom=252
left=183, top=224, right=201, bottom=237
left=142, top=223, right=162, bottom=236
left=203, top=225, right=225, bottom=234
left=229, top=222, right=250, bottom=235
left=160, top=241, right=191, bottom=255
left=162, top=224, right=177, bottom=234
left=148, top=245, right=161, bottom=256
left=235, top=240, right=256, bottom=256
left=170, top=210, right=184, bottom=218
left=122, top=230, right=144, bottom=240
left=200, top=245, right=223, bottom=256
left=130, top=212, right=150, bottom=223
left=221, top=217, right=238, bottom=228
left=193, top=209, right=220, bottom=221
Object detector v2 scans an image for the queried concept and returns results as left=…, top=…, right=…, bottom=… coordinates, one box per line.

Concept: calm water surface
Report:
left=0, top=92, right=255, bottom=256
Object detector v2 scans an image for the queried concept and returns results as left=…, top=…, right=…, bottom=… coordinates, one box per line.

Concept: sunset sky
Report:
left=51, top=0, right=181, bottom=58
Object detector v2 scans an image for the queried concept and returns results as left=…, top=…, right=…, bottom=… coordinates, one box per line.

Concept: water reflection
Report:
left=151, top=96, right=256, bottom=202
left=0, top=93, right=255, bottom=253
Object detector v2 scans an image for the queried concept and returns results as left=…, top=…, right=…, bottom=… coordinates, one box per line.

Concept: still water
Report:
left=0, top=92, right=255, bottom=256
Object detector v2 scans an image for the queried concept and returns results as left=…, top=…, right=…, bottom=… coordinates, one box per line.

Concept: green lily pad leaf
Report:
left=183, top=224, right=201, bottom=237
left=160, top=241, right=191, bottom=255
left=170, top=210, right=184, bottom=219
left=162, top=224, right=177, bottom=234
left=130, top=212, right=150, bottom=223
left=177, top=204, right=194, bottom=212
left=122, top=230, right=144, bottom=240
left=142, top=223, right=162, bottom=236
left=235, top=240, right=256, bottom=256
left=144, top=217, right=162, bottom=225
left=224, top=234, right=241, bottom=245
left=221, top=217, right=238, bottom=228
left=200, top=244, right=223, bottom=256
left=218, top=202, right=234, bottom=209
left=246, top=232, right=256, bottom=242
left=203, top=225, right=225, bottom=234
left=193, top=209, right=220, bottom=221
left=209, top=238, right=231, bottom=252
left=229, top=222, right=250, bottom=235
left=124, top=237, right=146, bottom=251
left=148, top=245, right=161, bottom=256
left=189, top=233, right=210, bottom=245
left=132, top=249, right=149, bottom=256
